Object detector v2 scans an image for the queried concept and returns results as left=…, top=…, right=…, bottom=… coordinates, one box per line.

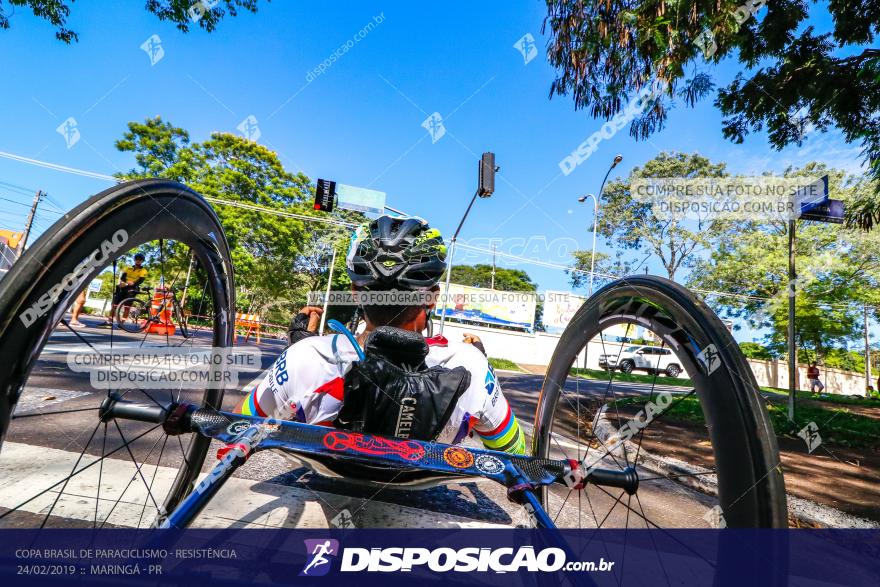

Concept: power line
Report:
left=0, top=149, right=871, bottom=311
left=0, top=151, right=117, bottom=181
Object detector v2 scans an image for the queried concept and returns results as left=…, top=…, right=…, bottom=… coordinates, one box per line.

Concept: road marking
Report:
left=13, top=388, right=92, bottom=415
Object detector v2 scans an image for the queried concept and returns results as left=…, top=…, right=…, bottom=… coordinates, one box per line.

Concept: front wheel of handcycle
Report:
left=115, top=298, right=150, bottom=333
left=533, top=275, right=787, bottom=529
left=0, top=179, right=235, bottom=528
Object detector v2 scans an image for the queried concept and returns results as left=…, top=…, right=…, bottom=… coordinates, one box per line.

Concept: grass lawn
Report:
left=613, top=394, right=880, bottom=449
left=489, top=358, right=522, bottom=372
left=761, top=386, right=880, bottom=408
left=571, top=367, right=691, bottom=387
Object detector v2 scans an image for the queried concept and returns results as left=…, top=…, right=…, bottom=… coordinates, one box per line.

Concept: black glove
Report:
left=287, top=312, right=317, bottom=346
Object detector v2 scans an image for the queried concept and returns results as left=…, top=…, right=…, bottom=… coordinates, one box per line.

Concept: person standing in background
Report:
left=807, top=362, right=824, bottom=395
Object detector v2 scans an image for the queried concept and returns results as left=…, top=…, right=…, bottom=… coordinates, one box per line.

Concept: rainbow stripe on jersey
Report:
left=476, top=403, right=525, bottom=454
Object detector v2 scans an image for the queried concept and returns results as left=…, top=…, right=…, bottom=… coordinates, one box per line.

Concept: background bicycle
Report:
left=115, top=284, right=189, bottom=338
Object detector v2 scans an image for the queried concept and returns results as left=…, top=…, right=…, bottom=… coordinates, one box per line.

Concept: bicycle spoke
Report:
left=137, top=433, right=170, bottom=528
left=552, top=488, right=572, bottom=524
left=638, top=469, right=718, bottom=483
left=0, top=424, right=161, bottom=521
left=99, top=425, right=166, bottom=529
left=94, top=422, right=107, bottom=529
left=112, top=420, right=161, bottom=513
left=39, top=419, right=103, bottom=528
left=632, top=339, right=667, bottom=464
left=13, top=406, right=100, bottom=419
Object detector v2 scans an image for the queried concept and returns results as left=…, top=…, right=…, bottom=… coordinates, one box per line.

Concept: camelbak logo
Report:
left=19, top=229, right=129, bottom=328
left=395, top=397, right=417, bottom=438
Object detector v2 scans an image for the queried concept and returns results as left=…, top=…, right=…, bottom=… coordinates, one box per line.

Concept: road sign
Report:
left=88, top=278, right=102, bottom=293
left=796, top=175, right=829, bottom=217
left=336, top=184, right=386, bottom=214
left=801, top=198, right=845, bottom=224
left=314, top=179, right=336, bottom=212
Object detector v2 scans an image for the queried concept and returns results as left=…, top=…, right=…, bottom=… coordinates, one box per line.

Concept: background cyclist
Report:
left=103, top=252, right=148, bottom=327
left=238, top=216, right=526, bottom=454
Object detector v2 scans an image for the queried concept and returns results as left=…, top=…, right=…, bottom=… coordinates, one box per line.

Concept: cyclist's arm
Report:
left=235, top=344, right=343, bottom=426
left=474, top=367, right=526, bottom=455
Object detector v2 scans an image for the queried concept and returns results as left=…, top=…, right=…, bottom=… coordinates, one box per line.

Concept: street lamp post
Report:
left=577, top=154, right=622, bottom=297
left=577, top=193, right=599, bottom=296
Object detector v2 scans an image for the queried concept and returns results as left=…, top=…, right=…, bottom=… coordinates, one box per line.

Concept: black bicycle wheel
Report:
left=115, top=298, right=150, bottom=333
left=534, top=275, right=787, bottom=530
left=0, top=179, right=235, bottom=528
left=174, top=303, right=189, bottom=338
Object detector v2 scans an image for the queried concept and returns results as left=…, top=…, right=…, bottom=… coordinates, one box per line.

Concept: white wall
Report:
left=438, top=320, right=868, bottom=396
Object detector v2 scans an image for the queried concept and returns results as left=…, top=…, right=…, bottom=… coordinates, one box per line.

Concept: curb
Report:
left=591, top=405, right=879, bottom=529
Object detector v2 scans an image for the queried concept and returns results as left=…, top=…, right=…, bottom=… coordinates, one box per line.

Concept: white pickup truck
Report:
left=598, top=344, right=683, bottom=377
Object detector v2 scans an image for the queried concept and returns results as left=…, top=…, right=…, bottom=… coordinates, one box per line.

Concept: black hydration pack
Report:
left=333, top=326, right=471, bottom=441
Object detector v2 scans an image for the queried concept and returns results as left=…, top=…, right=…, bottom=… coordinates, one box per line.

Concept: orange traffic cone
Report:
left=146, top=287, right=176, bottom=335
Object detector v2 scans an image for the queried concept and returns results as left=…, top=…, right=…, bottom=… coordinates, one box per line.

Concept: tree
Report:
left=738, top=342, right=776, bottom=361
left=687, top=163, right=880, bottom=361
left=0, top=0, right=261, bottom=42
left=448, top=264, right=537, bottom=292
left=543, top=1, right=880, bottom=219
left=592, top=152, right=733, bottom=281
left=566, top=250, right=634, bottom=291
left=114, top=116, right=360, bottom=324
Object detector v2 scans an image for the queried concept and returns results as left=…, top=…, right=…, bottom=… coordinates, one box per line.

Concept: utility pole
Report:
left=490, top=243, right=496, bottom=290
left=19, top=190, right=45, bottom=258
left=866, top=304, right=873, bottom=391
left=319, top=245, right=338, bottom=335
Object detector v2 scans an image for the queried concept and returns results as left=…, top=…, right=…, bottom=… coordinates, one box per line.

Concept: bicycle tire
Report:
left=534, top=275, right=787, bottom=528
left=0, top=179, right=234, bottom=525
left=115, top=297, right=150, bottom=333
left=174, top=302, right=189, bottom=338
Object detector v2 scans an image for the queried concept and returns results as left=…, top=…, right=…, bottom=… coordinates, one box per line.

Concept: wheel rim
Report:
left=0, top=181, right=235, bottom=528
left=534, top=276, right=786, bottom=530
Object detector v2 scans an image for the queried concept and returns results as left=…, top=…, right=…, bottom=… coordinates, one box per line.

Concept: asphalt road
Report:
left=0, top=316, right=715, bottom=530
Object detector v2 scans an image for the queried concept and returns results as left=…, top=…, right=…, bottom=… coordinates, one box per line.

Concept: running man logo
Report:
left=301, top=539, right=340, bottom=577
left=421, top=112, right=446, bottom=143
left=797, top=421, right=822, bottom=453
left=513, top=33, right=538, bottom=64
left=56, top=117, right=80, bottom=149
left=140, top=34, right=165, bottom=66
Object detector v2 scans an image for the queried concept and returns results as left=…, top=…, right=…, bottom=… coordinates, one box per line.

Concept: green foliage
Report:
left=688, top=163, right=880, bottom=361
left=567, top=250, right=634, bottom=291
left=0, top=0, right=262, bottom=42
left=488, top=358, right=521, bottom=372
left=543, top=1, right=880, bottom=227
left=586, top=152, right=734, bottom=281
left=571, top=367, right=690, bottom=387
left=738, top=342, right=776, bottom=360
left=448, top=264, right=537, bottom=292
left=114, top=116, right=361, bottom=325
left=614, top=394, right=880, bottom=448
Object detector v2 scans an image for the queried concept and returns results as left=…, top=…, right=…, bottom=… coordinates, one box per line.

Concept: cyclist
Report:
left=103, top=253, right=148, bottom=326
left=238, top=216, right=526, bottom=454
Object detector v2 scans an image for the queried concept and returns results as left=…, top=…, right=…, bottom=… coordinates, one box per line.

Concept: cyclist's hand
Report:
left=299, top=306, right=324, bottom=332
left=462, top=333, right=487, bottom=356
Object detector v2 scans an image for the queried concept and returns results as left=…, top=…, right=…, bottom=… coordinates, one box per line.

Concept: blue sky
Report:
left=0, top=1, right=867, bottom=340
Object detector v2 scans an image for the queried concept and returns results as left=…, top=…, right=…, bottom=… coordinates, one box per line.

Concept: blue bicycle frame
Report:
left=138, top=404, right=636, bottom=530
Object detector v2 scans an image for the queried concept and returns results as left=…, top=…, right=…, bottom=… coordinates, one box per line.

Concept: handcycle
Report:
left=0, top=180, right=786, bottom=537
left=115, top=284, right=190, bottom=338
